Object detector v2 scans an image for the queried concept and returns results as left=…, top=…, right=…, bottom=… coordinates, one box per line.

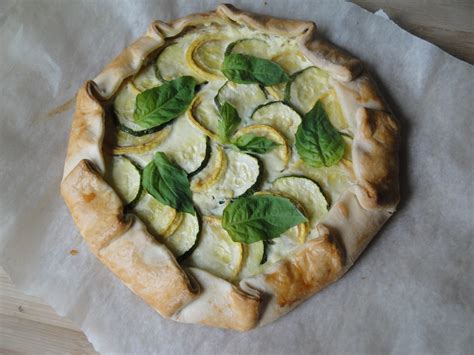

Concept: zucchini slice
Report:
left=272, top=50, right=312, bottom=75
left=186, top=36, right=229, bottom=80
left=239, top=241, right=264, bottom=279
left=215, top=81, right=267, bottom=119
left=289, top=161, right=354, bottom=205
left=191, top=144, right=227, bottom=192
left=250, top=101, right=301, bottom=144
left=320, top=89, right=350, bottom=133
left=113, top=81, right=164, bottom=136
left=233, top=124, right=290, bottom=180
left=111, top=126, right=172, bottom=155
left=226, top=38, right=271, bottom=59
left=286, top=66, right=330, bottom=114
left=133, top=63, right=162, bottom=91
left=113, top=82, right=142, bottom=131
left=187, top=93, right=221, bottom=141
left=128, top=115, right=208, bottom=174
left=133, top=193, right=177, bottom=236
left=156, top=42, right=193, bottom=81
left=265, top=51, right=312, bottom=100
left=192, top=150, right=260, bottom=215
left=104, top=156, right=142, bottom=207
left=187, top=216, right=243, bottom=281
left=271, top=176, right=328, bottom=231
left=164, top=213, right=200, bottom=257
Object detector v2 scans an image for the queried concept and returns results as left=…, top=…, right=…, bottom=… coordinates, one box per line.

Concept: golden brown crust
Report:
left=173, top=268, right=261, bottom=331
left=63, top=82, right=106, bottom=178
left=99, top=220, right=199, bottom=318
left=61, top=160, right=131, bottom=253
left=353, top=108, right=400, bottom=211
left=217, top=4, right=315, bottom=37
left=300, top=36, right=363, bottom=82
left=264, top=230, right=344, bottom=308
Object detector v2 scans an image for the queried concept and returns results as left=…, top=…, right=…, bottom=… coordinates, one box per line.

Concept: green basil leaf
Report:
left=221, top=53, right=289, bottom=86
left=142, top=152, right=195, bottom=215
left=295, top=100, right=344, bottom=167
left=134, top=76, right=197, bottom=129
left=222, top=195, right=307, bottom=244
left=217, top=102, right=241, bottom=143
left=232, top=133, right=279, bottom=154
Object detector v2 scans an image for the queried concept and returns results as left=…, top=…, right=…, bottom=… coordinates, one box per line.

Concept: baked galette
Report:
left=61, top=4, right=399, bottom=331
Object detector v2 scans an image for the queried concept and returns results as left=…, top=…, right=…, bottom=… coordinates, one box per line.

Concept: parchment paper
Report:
left=1, top=1, right=473, bottom=353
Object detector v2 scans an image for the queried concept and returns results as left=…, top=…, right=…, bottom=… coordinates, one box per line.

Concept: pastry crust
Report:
left=61, top=4, right=399, bottom=331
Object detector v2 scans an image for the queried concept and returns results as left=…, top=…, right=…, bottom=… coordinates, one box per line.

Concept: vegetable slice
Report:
left=272, top=176, right=328, bottom=231
left=272, top=50, right=312, bottom=75
left=239, top=241, right=265, bottom=278
left=111, top=126, right=171, bottom=155
left=266, top=51, right=312, bottom=100
left=233, top=124, right=289, bottom=179
left=187, top=94, right=221, bottom=140
left=226, top=38, right=271, bottom=59
left=187, top=216, right=243, bottom=281
left=192, top=150, right=260, bottom=215
left=186, top=36, right=228, bottom=80
left=286, top=66, right=330, bottom=114
left=133, top=193, right=177, bottom=236
left=113, top=82, right=148, bottom=133
left=251, top=101, right=301, bottom=144
left=289, top=161, right=354, bottom=205
left=104, top=156, right=142, bottom=207
left=133, top=63, right=162, bottom=91
left=215, top=81, right=267, bottom=119
left=164, top=213, right=200, bottom=257
left=128, top=115, right=208, bottom=174
left=156, top=42, right=192, bottom=81
left=191, top=144, right=227, bottom=192
left=320, top=89, right=349, bottom=133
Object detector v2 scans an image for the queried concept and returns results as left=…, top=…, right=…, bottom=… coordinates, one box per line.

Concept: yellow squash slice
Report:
left=186, top=36, right=229, bottom=80
left=187, top=93, right=221, bottom=141
left=239, top=241, right=264, bottom=279
left=133, top=193, right=177, bottom=237
left=191, top=144, right=227, bottom=192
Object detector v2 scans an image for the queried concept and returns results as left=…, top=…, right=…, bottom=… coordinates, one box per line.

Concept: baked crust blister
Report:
left=61, top=4, right=399, bottom=331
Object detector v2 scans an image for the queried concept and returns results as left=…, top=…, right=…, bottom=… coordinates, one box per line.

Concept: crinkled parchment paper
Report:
left=0, top=0, right=472, bottom=353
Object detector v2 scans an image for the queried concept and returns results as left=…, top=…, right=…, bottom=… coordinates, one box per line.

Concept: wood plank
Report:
left=0, top=268, right=96, bottom=354
left=352, top=0, right=474, bottom=62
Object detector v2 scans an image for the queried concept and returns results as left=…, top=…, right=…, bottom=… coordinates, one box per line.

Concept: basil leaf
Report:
left=134, top=76, right=197, bottom=129
left=142, top=152, right=195, bottom=215
left=222, top=195, right=307, bottom=244
left=232, top=134, right=279, bottom=154
left=221, top=53, right=289, bottom=86
left=217, top=102, right=241, bottom=143
left=295, top=100, right=344, bottom=168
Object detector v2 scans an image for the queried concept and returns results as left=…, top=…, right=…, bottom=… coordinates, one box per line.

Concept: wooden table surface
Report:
left=1, top=1, right=473, bottom=354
